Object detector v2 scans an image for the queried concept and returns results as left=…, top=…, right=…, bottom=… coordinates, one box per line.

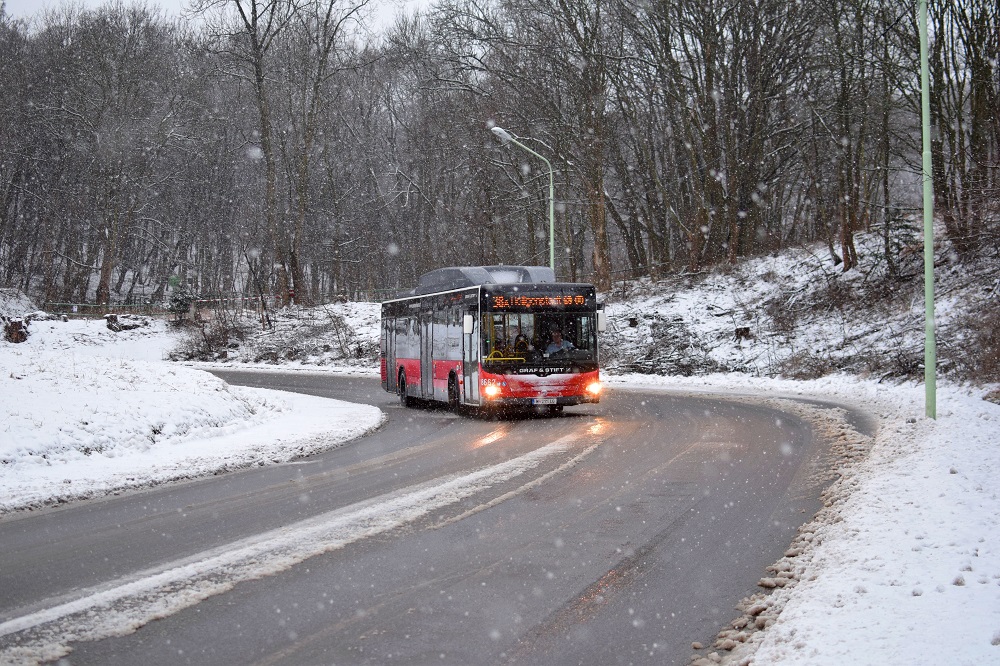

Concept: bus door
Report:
left=383, top=318, right=396, bottom=392
left=462, top=311, right=478, bottom=404
left=420, top=310, right=433, bottom=398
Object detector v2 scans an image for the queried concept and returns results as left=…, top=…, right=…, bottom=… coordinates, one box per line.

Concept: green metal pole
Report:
left=919, top=0, right=937, bottom=419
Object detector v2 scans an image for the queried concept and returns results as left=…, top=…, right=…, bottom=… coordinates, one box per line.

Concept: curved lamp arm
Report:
left=491, top=126, right=556, bottom=273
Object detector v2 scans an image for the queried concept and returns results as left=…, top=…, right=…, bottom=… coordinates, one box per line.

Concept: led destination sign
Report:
left=490, top=294, right=587, bottom=309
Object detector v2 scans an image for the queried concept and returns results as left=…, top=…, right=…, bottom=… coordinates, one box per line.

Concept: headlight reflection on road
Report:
left=589, top=418, right=608, bottom=436
left=473, top=427, right=508, bottom=449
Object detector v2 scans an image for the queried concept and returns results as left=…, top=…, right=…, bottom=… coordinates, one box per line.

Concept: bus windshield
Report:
left=482, top=311, right=596, bottom=363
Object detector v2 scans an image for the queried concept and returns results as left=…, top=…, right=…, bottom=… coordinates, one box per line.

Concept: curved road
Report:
left=0, top=372, right=855, bottom=665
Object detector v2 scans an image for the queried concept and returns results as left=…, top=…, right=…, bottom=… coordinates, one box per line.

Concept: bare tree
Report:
left=927, top=0, right=999, bottom=256
left=278, top=0, right=373, bottom=304
left=194, top=0, right=296, bottom=304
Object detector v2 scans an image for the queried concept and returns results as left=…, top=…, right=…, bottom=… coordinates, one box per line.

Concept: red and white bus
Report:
left=380, top=266, right=605, bottom=413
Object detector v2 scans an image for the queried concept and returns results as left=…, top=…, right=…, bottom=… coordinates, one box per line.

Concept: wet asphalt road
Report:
left=0, top=372, right=846, bottom=665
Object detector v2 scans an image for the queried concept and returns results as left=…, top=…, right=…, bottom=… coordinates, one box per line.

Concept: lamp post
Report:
left=491, top=126, right=556, bottom=273
left=919, top=0, right=936, bottom=419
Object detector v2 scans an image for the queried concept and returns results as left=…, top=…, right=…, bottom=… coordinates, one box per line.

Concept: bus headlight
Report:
left=483, top=384, right=501, bottom=398
left=586, top=381, right=603, bottom=396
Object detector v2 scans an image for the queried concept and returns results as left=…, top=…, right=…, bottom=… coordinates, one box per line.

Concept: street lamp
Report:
left=491, top=126, right=556, bottom=273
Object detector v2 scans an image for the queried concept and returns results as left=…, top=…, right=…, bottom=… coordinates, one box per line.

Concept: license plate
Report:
left=533, top=398, right=557, bottom=405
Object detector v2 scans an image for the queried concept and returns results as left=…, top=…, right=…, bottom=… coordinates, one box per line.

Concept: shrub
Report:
left=168, top=309, right=249, bottom=362
left=168, top=288, right=194, bottom=322
left=953, top=305, right=1000, bottom=383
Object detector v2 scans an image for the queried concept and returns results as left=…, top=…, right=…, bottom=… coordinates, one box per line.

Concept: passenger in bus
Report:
left=545, top=328, right=575, bottom=354
left=514, top=333, right=531, bottom=353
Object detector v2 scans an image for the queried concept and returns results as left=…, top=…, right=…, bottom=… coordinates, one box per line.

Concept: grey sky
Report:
left=3, top=0, right=191, bottom=19
left=2, top=0, right=425, bottom=28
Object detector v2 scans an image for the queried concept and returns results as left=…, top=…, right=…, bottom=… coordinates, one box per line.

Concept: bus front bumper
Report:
left=482, top=395, right=600, bottom=408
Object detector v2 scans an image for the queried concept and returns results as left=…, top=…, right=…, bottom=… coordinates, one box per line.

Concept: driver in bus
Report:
left=545, top=328, right=575, bottom=354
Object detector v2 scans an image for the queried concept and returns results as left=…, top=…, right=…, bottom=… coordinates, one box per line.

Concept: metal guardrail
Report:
left=193, top=296, right=260, bottom=310
left=40, top=291, right=390, bottom=320
left=42, top=302, right=171, bottom=318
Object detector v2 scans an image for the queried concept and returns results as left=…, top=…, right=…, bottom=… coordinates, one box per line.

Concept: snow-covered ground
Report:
left=2, top=228, right=999, bottom=664
left=0, top=316, right=384, bottom=513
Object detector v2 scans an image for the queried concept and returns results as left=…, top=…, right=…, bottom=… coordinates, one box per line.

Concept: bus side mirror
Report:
left=597, top=310, right=607, bottom=333
left=463, top=314, right=475, bottom=335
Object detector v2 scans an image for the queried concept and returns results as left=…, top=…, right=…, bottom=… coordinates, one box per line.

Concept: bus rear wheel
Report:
left=398, top=371, right=415, bottom=407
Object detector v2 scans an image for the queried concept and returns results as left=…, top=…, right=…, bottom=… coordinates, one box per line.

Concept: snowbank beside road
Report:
left=751, top=384, right=1000, bottom=666
left=0, top=318, right=384, bottom=514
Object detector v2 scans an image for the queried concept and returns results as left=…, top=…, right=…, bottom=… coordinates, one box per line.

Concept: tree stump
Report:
left=105, top=314, right=146, bottom=332
left=3, top=319, right=28, bottom=343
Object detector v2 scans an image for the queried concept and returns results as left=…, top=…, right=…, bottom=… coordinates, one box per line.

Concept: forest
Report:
left=0, top=0, right=997, bottom=308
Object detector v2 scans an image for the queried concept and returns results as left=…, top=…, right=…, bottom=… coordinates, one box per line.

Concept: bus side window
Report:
left=406, top=318, right=417, bottom=358
left=446, top=305, right=462, bottom=360
left=482, top=314, right=492, bottom=354
left=432, top=306, right=447, bottom=357
left=581, top=316, right=593, bottom=350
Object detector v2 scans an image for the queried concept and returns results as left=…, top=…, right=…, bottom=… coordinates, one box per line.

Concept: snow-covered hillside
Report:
left=600, top=226, right=999, bottom=384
